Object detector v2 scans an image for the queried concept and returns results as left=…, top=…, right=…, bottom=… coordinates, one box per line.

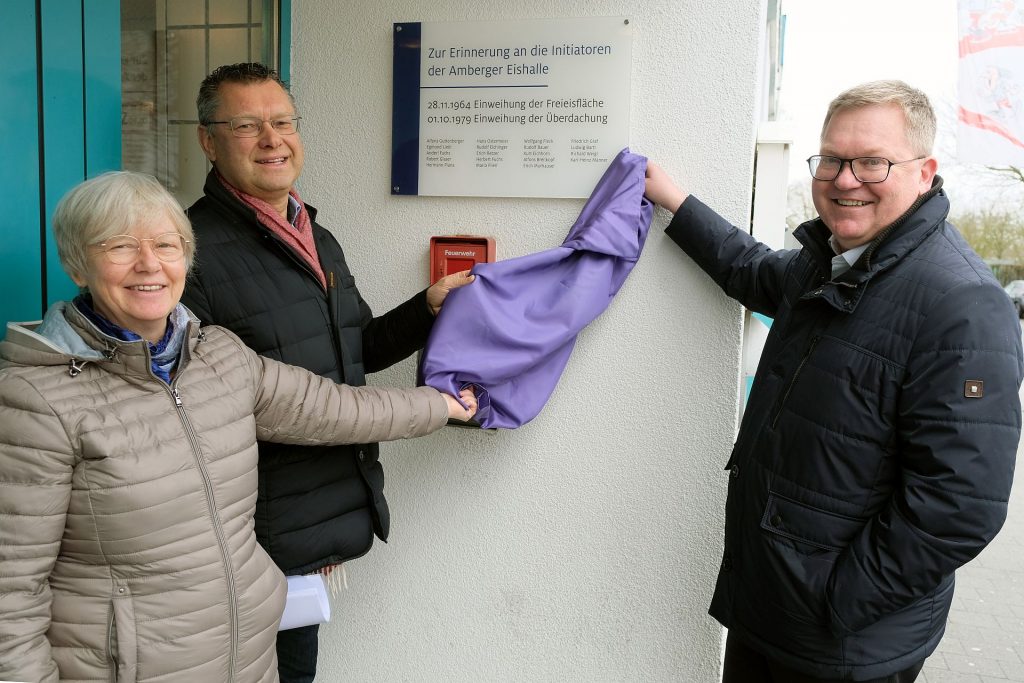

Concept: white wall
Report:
left=290, top=1, right=766, bottom=680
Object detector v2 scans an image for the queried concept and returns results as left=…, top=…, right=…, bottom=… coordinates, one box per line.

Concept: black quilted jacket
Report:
left=182, top=171, right=435, bottom=575
left=667, top=179, right=1023, bottom=680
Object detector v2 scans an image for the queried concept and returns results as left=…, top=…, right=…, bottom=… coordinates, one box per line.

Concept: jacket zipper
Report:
left=260, top=227, right=345, bottom=371
left=770, top=334, right=820, bottom=430
left=169, top=384, right=239, bottom=680
left=106, top=603, right=116, bottom=683
left=263, top=228, right=345, bottom=373
left=263, top=228, right=328, bottom=295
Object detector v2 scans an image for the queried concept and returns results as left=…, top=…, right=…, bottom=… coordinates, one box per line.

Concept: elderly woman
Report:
left=0, top=171, right=476, bottom=682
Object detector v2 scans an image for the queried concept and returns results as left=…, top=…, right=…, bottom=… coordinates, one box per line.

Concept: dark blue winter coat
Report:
left=667, top=179, right=1023, bottom=680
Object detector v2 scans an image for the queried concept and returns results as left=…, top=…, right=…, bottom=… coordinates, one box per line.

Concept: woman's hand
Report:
left=443, top=385, right=478, bottom=421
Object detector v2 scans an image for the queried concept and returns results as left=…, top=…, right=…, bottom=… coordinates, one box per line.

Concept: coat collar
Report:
left=201, top=169, right=319, bottom=224
left=1, top=301, right=203, bottom=379
left=792, top=176, right=948, bottom=313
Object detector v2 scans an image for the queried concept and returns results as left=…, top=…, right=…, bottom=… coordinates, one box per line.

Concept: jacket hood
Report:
left=1, top=301, right=198, bottom=371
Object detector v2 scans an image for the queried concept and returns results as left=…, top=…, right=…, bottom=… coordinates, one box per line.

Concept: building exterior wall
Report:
left=291, top=1, right=767, bottom=680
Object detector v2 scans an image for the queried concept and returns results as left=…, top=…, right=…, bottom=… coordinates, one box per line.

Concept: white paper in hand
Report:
left=279, top=574, right=331, bottom=631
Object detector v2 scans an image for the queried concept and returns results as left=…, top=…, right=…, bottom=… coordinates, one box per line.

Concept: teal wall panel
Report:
left=83, top=0, right=122, bottom=176
left=2, top=0, right=289, bottom=331
left=1, top=0, right=44, bottom=326
left=0, top=0, right=122, bottom=329
left=40, top=0, right=86, bottom=302
left=279, top=0, right=291, bottom=81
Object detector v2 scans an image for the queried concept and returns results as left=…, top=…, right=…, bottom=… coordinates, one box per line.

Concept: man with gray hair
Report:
left=181, top=63, right=472, bottom=682
left=645, top=80, right=1023, bottom=681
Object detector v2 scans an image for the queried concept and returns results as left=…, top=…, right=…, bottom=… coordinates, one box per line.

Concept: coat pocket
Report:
left=108, top=592, right=138, bottom=683
left=753, top=492, right=867, bottom=630
left=760, top=491, right=865, bottom=552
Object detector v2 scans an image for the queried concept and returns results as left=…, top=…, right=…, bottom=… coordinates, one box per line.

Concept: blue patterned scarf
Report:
left=72, top=294, right=187, bottom=384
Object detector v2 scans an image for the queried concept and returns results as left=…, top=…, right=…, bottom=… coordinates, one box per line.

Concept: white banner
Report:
left=958, top=0, right=1024, bottom=165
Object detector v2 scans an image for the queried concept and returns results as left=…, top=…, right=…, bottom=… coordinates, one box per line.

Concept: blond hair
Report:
left=821, top=80, right=936, bottom=156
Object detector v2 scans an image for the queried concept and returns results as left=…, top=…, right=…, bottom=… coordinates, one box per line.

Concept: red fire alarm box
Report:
left=429, top=235, right=496, bottom=284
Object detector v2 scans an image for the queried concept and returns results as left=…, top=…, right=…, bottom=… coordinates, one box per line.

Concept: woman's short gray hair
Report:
left=821, top=80, right=937, bottom=157
left=53, top=171, right=196, bottom=281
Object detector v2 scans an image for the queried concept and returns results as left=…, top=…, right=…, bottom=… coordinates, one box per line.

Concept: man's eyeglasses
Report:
left=95, top=233, right=190, bottom=265
left=204, top=115, right=301, bottom=138
left=807, top=155, right=925, bottom=183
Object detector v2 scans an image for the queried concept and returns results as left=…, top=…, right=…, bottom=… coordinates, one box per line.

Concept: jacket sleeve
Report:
left=236, top=337, right=450, bottom=444
left=665, top=196, right=797, bottom=318
left=359, top=286, right=436, bottom=374
left=0, top=374, right=73, bottom=683
left=826, top=280, right=1024, bottom=634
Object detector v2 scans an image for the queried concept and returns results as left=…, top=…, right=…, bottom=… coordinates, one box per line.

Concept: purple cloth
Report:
left=419, top=148, right=653, bottom=429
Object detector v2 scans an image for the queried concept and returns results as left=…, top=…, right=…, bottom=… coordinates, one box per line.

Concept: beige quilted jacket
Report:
left=0, top=303, right=448, bottom=682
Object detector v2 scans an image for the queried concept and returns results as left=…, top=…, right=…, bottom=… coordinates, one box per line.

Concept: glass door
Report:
left=121, top=0, right=282, bottom=207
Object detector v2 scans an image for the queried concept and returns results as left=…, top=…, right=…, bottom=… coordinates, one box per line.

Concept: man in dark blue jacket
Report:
left=645, top=80, right=1023, bottom=682
left=181, top=63, right=471, bottom=683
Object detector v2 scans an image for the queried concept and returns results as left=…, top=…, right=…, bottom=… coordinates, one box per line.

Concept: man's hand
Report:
left=427, top=270, right=475, bottom=316
left=644, top=161, right=688, bottom=213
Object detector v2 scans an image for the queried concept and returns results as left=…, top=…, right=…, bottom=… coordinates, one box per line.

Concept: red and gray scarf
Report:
left=218, top=172, right=327, bottom=289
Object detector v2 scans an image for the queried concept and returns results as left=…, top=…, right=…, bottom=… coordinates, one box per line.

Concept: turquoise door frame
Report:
left=1, top=0, right=290, bottom=332
left=1, top=0, right=121, bottom=329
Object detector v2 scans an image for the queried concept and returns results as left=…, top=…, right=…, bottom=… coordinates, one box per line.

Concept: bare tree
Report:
left=986, top=165, right=1024, bottom=184
left=786, top=178, right=816, bottom=231
left=926, top=95, right=1024, bottom=204
left=951, top=205, right=1024, bottom=266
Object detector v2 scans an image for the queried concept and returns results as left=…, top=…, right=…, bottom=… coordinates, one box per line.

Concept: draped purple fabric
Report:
left=419, top=148, right=653, bottom=429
